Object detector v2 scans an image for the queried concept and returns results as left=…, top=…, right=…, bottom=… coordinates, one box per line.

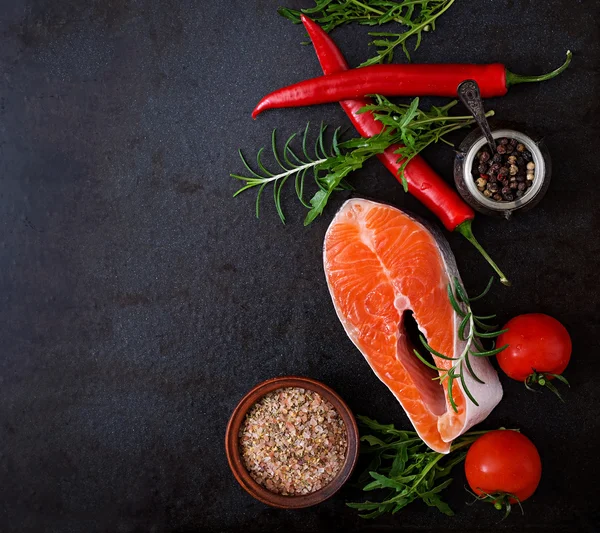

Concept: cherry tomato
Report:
left=465, top=430, right=541, bottom=505
left=497, top=313, right=571, bottom=382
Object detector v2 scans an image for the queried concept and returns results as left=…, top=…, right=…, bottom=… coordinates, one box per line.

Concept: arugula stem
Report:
left=349, top=0, right=385, bottom=16
left=363, top=0, right=455, bottom=66
left=407, top=111, right=494, bottom=128
left=363, top=437, right=425, bottom=451
left=350, top=416, right=518, bottom=518
left=390, top=0, right=438, bottom=7
left=233, top=98, right=496, bottom=226
left=281, top=0, right=456, bottom=63
left=388, top=118, right=490, bottom=192
left=405, top=453, right=445, bottom=494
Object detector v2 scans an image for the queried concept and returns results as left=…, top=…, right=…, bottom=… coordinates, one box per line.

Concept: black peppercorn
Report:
left=489, top=163, right=501, bottom=174
left=472, top=137, right=538, bottom=203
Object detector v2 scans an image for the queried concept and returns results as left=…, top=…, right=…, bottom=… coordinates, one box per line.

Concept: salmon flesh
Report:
left=323, top=199, right=502, bottom=453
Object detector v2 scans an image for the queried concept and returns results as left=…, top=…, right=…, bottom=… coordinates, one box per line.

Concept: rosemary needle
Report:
left=413, top=277, right=508, bottom=413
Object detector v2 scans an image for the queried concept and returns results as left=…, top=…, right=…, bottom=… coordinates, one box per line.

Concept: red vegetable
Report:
left=253, top=53, right=572, bottom=117
left=465, top=430, right=542, bottom=514
left=497, top=313, right=572, bottom=399
left=301, top=15, right=509, bottom=285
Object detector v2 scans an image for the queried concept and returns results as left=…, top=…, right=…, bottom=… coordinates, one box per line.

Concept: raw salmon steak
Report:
left=324, top=199, right=502, bottom=453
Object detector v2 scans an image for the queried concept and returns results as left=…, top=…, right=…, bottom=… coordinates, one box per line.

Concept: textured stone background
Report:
left=0, top=0, right=598, bottom=531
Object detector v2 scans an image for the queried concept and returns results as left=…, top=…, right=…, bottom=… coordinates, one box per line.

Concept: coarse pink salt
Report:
left=238, top=387, right=347, bottom=496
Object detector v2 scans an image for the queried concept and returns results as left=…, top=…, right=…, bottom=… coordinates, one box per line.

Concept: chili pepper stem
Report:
left=455, top=219, right=511, bottom=286
left=505, top=50, right=572, bottom=87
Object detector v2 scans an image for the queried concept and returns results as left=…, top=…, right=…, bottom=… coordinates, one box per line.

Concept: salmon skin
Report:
left=323, top=199, right=502, bottom=453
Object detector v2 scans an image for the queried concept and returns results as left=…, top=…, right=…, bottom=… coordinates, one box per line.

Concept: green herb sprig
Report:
left=279, top=0, right=455, bottom=64
left=413, top=277, right=508, bottom=413
left=232, top=122, right=374, bottom=225
left=231, top=97, right=492, bottom=223
left=349, top=416, right=507, bottom=518
left=350, top=95, right=494, bottom=191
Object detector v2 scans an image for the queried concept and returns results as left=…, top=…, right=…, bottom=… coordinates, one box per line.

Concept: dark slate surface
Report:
left=1, top=1, right=599, bottom=532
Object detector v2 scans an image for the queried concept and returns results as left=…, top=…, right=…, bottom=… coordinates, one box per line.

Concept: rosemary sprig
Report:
left=232, top=122, right=374, bottom=225
left=348, top=415, right=507, bottom=518
left=413, top=277, right=508, bottom=413
left=279, top=0, right=455, bottom=64
left=232, top=97, right=491, bottom=223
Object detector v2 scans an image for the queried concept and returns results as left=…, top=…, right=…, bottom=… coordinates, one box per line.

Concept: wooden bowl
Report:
left=225, top=376, right=359, bottom=509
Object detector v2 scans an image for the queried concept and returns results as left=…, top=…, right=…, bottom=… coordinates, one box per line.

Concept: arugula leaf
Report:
left=232, top=98, right=493, bottom=222
left=348, top=416, right=496, bottom=518
left=279, top=0, right=456, bottom=64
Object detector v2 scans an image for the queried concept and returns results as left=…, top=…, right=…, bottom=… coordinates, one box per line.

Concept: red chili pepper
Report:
left=300, top=15, right=510, bottom=286
left=252, top=53, right=571, bottom=118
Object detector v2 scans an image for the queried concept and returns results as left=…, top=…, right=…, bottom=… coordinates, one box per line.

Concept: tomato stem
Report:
left=466, top=488, right=523, bottom=520
left=525, top=370, right=570, bottom=402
